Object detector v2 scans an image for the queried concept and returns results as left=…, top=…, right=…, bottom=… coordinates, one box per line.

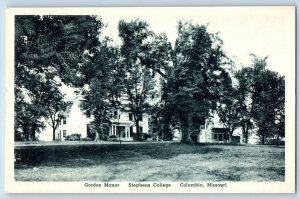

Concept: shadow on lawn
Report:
left=14, top=142, right=224, bottom=168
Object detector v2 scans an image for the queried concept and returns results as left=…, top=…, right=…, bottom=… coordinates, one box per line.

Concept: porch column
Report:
left=110, top=125, right=113, bottom=135
left=125, top=126, right=129, bottom=138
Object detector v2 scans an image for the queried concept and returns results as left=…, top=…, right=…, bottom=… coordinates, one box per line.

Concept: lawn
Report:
left=14, top=142, right=285, bottom=182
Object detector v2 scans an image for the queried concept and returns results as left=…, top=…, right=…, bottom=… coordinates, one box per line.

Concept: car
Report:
left=65, top=134, right=81, bottom=141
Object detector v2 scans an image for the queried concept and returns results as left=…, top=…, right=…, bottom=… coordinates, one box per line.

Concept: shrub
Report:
left=80, top=137, right=93, bottom=141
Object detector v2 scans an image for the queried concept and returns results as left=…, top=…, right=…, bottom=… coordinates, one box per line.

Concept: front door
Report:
left=116, top=126, right=126, bottom=138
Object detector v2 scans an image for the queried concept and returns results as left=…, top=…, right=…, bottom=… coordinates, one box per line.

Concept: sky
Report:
left=96, top=7, right=295, bottom=76
left=59, top=6, right=295, bottom=106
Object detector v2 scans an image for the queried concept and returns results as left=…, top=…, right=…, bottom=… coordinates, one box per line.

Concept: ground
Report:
left=14, top=141, right=285, bottom=182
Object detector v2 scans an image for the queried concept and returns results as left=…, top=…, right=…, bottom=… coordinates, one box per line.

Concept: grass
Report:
left=14, top=142, right=285, bottom=182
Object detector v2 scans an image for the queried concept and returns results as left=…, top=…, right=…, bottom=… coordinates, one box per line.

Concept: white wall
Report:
left=56, top=102, right=93, bottom=139
left=38, top=119, right=53, bottom=141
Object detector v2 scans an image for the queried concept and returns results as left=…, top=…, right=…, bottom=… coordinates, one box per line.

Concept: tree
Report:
left=79, top=39, right=124, bottom=141
left=15, top=15, right=103, bottom=87
left=252, top=67, right=285, bottom=145
left=43, top=81, right=73, bottom=141
left=235, top=56, right=285, bottom=145
left=162, top=21, right=231, bottom=143
left=217, top=86, right=243, bottom=143
left=234, top=57, right=265, bottom=143
left=14, top=88, right=46, bottom=141
left=149, top=103, right=175, bottom=141
left=15, top=15, right=103, bottom=140
left=118, top=19, right=172, bottom=140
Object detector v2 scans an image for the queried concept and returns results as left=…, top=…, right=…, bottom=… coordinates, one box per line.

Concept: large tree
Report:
left=118, top=19, right=172, bottom=140
left=217, top=86, right=243, bottom=143
left=235, top=56, right=267, bottom=143
left=15, top=88, right=45, bottom=141
left=15, top=15, right=103, bottom=140
left=234, top=56, right=285, bottom=144
left=79, top=39, right=124, bottom=140
left=162, top=21, right=231, bottom=143
left=42, top=81, right=73, bottom=141
left=251, top=65, right=285, bottom=145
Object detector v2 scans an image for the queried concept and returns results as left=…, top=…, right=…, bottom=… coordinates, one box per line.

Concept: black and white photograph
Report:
left=5, top=7, right=295, bottom=193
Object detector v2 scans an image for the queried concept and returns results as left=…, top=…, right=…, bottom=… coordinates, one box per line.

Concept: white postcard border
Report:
left=5, top=7, right=296, bottom=193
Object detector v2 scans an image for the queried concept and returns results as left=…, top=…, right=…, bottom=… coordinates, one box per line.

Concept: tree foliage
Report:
left=14, top=16, right=285, bottom=145
left=79, top=39, right=124, bottom=140
left=118, top=19, right=172, bottom=140
left=217, top=86, right=243, bottom=142
left=251, top=60, right=285, bottom=145
left=162, top=21, right=232, bottom=143
left=233, top=56, right=285, bottom=144
left=15, top=15, right=102, bottom=140
left=42, top=81, right=73, bottom=141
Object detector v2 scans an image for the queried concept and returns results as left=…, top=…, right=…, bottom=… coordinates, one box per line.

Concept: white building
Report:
left=55, top=101, right=93, bottom=140
left=198, top=113, right=241, bottom=144
left=50, top=101, right=149, bottom=141
left=107, top=110, right=149, bottom=140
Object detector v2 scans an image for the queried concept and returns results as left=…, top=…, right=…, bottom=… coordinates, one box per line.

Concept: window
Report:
left=200, top=124, right=205, bottom=130
left=114, top=111, right=118, bottom=119
left=138, top=115, right=143, bottom=121
left=213, top=133, right=224, bottom=141
left=63, top=130, right=66, bottom=137
left=218, top=134, right=223, bottom=141
left=213, top=133, right=218, bottom=140
left=140, top=127, right=143, bottom=134
left=129, top=113, right=133, bottom=121
left=63, top=117, right=67, bottom=125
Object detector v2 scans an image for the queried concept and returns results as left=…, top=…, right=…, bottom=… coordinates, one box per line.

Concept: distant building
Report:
left=55, top=101, right=92, bottom=140
left=54, top=101, right=149, bottom=141
left=198, top=113, right=240, bottom=144
left=40, top=100, right=244, bottom=144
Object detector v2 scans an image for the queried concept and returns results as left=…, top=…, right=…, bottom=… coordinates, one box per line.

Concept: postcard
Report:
left=5, top=6, right=295, bottom=193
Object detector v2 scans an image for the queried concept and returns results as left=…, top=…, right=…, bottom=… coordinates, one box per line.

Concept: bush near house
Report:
left=80, top=137, right=93, bottom=141
left=107, top=135, right=119, bottom=142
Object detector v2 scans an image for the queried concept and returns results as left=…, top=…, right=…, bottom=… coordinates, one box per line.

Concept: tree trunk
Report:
left=23, top=124, right=29, bottom=141
left=135, top=119, right=140, bottom=141
left=180, top=127, right=192, bottom=143
left=52, top=128, right=56, bottom=141
left=244, top=135, right=248, bottom=144
left=242, top=125, right=249, bottom=144
left=276, top=133, right=280, bottom=147
left=94, top=131, right=99, bottom=141
left=94, top=121, right=102, bottom=141
left=24, top=132, right=29, bottom=141
left=228, top=133, right=232, bottom=143
left=31, top=129, right=36, bottom=141
left=261, top=135, right=265, bottom=145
